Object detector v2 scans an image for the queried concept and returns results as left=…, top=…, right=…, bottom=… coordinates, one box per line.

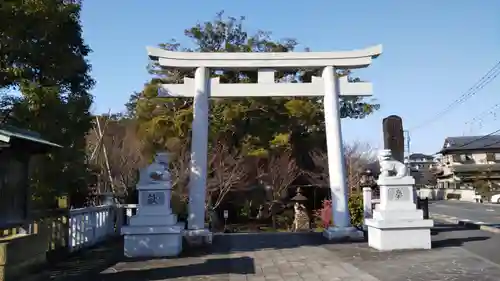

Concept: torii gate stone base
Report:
left=148, top=45, right=383, bottom=244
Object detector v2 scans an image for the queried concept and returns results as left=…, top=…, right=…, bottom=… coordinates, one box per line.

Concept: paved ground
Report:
left=430, top=200, right=500, bottom=227
left=431, top=222, right=500, bottom=266
left=26, top=225, right=500, bottom=281
left=36, top=233, right=381, bottom=281
left=329, top=223, right=500, bottom=281
left=101, top=242, right=380, bottom=281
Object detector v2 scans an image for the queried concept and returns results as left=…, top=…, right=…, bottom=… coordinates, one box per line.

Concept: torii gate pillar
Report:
left=187, top=67, right=210, bottom=235
left=322, top=66, right=352, bottom=233
left=148, top=45, right=382, bottom=243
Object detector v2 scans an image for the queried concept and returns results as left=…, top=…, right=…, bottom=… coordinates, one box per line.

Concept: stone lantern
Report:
left=290, top=187, right=310, bottom=231
left=361, top=169, right=379, bottom=198
left=290, top=187, right=308, bottom=203
left=360, top=169, right=375, bottom=187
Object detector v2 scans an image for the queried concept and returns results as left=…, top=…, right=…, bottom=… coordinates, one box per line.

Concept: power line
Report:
left=464, top=102, right=500, bottom=134
left=410, top=61, right=500, bottom=132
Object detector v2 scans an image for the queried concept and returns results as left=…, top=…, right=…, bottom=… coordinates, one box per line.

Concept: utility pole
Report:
left=403, top=130, right=411, bottom=173
left=403, top=130, right=411, bottom=160
left=404, top=129, right=419, bottom=203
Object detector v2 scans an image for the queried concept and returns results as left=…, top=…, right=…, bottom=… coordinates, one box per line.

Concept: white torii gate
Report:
left=147, top=45, right=382, bottom=240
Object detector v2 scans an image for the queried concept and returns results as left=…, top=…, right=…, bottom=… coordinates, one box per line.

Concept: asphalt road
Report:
left=432, top=222, right=500, bottom=266
left=430, top=200, right=500, bottom=226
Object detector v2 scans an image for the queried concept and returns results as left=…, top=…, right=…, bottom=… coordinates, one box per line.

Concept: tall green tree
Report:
left=129, top=12, right=380, bottom=159
left=0, top=0, right=94, bottom=207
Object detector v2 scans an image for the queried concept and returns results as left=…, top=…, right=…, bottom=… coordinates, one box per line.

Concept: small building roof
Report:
left=409, top=153, right=434, bottom=161
left=0, top=125, right=61, bottom=150
left=440, top=135, right=500, bottom=154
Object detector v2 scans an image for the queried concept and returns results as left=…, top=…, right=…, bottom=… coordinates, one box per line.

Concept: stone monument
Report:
left=364, top=149, right=433, bottom=251
left=383, top=115, right=404, bottom=163
left=121, top=152, right=183, bottom=257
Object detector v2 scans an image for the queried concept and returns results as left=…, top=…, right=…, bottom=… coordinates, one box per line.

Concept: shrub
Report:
left=313, top=199, right=332, bottom=228
left=172, top=194, right=188, bottom=220
left=348, top=193, right=364, bottom=227
left=313, top=193, right=364, bottom=228
left=238, top=200, right=253, bottom=221
left=275, top=209, right=294, bottom=230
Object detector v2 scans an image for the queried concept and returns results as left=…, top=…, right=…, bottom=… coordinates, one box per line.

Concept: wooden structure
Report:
left=0, top=125, right=61, bottom=281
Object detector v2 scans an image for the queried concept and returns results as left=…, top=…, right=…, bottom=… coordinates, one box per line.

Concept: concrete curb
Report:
left=431, top=213, right=500, bottom=234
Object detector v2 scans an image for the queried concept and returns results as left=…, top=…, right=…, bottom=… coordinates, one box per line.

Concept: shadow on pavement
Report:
left=431, top=223, right=470, bottom=234
left=431, top=222, right=490, bottom=247
left=22, top=238, right=123, bottom=281
left=180, top=232, right=328, bottom=257
left=98, top=256, right=255, bottom=281
left=432, top=235, right=490, bottom=248
left=23, top=232, right=327, bottom=281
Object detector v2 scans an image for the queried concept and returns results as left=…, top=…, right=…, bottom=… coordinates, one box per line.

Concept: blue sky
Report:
left=80, top=0, right=500, bottom=154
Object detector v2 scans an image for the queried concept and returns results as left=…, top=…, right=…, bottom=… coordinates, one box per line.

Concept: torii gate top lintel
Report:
left=147, top=44, right=382, bottom=70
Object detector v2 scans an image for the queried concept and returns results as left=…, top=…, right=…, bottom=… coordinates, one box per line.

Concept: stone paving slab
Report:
left=99, top=245, right=380, bottom=280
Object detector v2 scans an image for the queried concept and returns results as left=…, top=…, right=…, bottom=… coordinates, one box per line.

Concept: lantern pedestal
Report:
left=121, top=153, right=183, bottom=257
left=365, top=176, right=433, bottom=251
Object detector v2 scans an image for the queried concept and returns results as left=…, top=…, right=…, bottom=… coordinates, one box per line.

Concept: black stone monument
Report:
left=382, top=115, right=404, bottom=163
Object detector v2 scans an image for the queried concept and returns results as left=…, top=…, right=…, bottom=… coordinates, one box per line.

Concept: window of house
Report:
left=494, top=153, right=500, bottom=161
left=460, top=154, right=473, bottom=162
left=452, top=154, right=462, bottom=163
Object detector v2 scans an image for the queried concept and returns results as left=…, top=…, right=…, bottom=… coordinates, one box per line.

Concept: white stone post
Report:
left=363, top=187, right=373, bottom=220
left=187, top=67, right=210, bottom=230
left=322, top=66, right=362, bottom=240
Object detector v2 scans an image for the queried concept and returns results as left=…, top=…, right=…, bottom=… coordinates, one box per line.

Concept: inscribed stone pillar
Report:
left=382, top=115, right=404, bottom=163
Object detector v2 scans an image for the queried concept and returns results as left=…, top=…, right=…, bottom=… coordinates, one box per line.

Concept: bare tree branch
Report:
left=206, top=141, right=248, bottom=210
left=306, top=150, right=329, bottom=187
left=344, top=142, right=377, bottom=193
left=169, top=146, right=190, bottom=203
left=257, top=149, right=302, bottom=202
left=86, top=117, right=146, bottom=198
left=306, top=142, right=377, bottom=192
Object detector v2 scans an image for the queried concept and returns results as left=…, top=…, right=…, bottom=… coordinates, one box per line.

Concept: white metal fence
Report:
left=68, top=205, right=122, bottom=252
